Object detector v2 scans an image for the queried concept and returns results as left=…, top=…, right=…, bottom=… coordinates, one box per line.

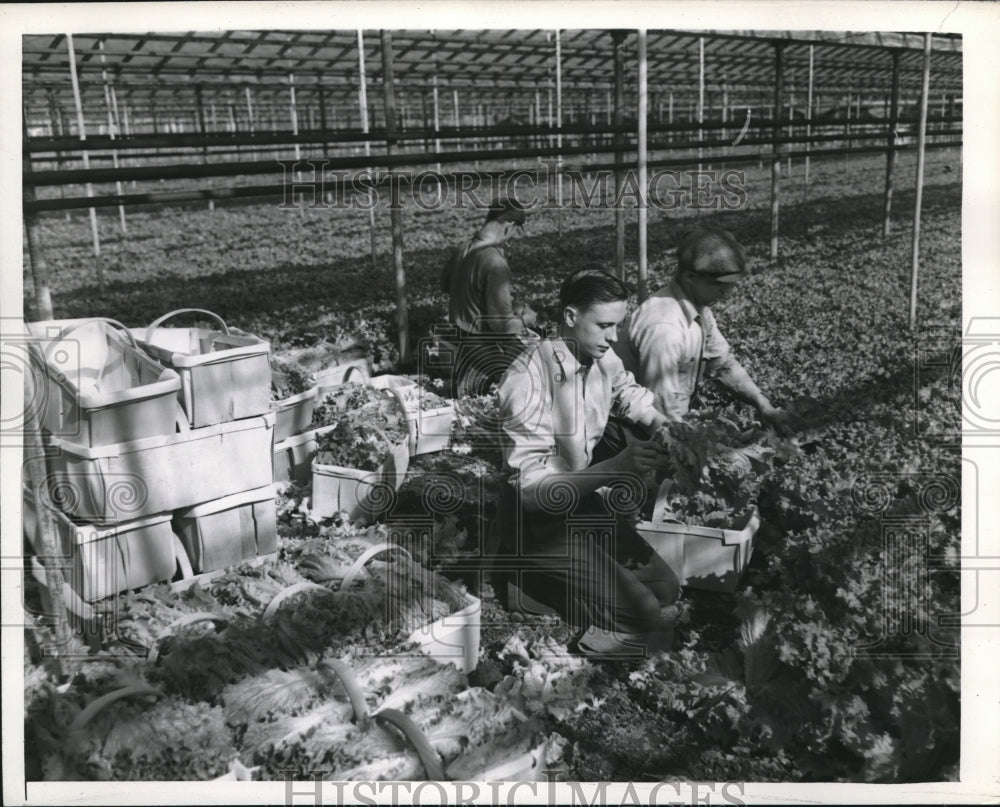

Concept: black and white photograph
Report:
left=2, top=2, right=998, bottom=804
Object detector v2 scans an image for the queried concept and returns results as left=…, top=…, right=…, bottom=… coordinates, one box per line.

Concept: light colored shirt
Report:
left=614, top=279, right=733, bottom=419
left=498, top=337, right=655, bottom=511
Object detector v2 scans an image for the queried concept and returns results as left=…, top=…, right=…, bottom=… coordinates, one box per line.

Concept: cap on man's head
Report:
left=677, top=226, right=748, bottom=282
left=486, top=194, right=527, bottom=226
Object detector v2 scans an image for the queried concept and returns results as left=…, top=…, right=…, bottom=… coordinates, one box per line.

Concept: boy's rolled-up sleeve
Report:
left=607, top=349, right=657, bottom=427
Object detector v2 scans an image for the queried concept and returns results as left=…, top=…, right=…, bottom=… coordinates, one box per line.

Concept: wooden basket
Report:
left=26, top=318, right=182, bottom=446
left=311, top=440, right=410, bottom=524
left=24, top=502, right=176, bottom=602
left=408, top=592, right=481, bottom=674
left=133, top=309, right=271, bottom=428
left=371, top=374, right=456, bottom=456
left=272, top=427, right=320, bottom=485
left=173, top=485, right=278, bottom=573
left=634, top=480, right=760, bottom=593
left=271, top=385, right=319, bottom=442
left=46, top=413, right=275, bottom=524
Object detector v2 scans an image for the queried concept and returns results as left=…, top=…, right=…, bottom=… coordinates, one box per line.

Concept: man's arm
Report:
left=608, top=350, right=671, bottom=432
left=499, top=354, right=660, bottom=512
left=708, top=354, right=795, bottom=436
left=696, top=308, right=794, bottom=435
left=482, top=255, right=527, bottom=335
left=709, top=355, right=773, bottom=411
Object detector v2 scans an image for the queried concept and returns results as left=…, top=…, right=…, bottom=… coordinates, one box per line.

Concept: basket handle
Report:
left=42, top=317, right=137, bottom=363
left=339, top=542, right=412, bottom=591
left=374, top=708, right=446, bottom=781
left=171, top=533, right=194, bottom=580
left=146, top=309, right=230, bottom=343
left=147, top=612, right=230, bottom=664
left=260, top=581, right=330, bottom=622
left=318, top=658, right=371, bottom=727
left=340, top=363, right=369, bottom=385
left=69, top=685, right=162, bottom=734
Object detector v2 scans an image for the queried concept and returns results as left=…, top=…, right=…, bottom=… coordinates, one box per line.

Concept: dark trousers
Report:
left=591, top=415, right=653, bottom=466
left=490, top=482, right=679, bottom=636
left=451, top=329, right=523, bottom=397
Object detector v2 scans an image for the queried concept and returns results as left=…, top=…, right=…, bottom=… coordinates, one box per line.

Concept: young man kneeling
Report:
left=493, top=267, right=679, bottom=657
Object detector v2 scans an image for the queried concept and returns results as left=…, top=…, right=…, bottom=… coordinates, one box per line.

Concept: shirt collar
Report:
left=668, top=277, right=702, bottom=325
left=471, top=230, right=507, bottom=253
left=549, top=337, right=590, bottom=378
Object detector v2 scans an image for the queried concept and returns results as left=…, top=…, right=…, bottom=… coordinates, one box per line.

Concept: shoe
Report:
left=574, top=625, right=648, bottom=658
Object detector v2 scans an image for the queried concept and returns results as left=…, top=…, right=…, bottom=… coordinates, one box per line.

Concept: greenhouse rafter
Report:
left=22, top=26, right=962, bottom=362
left=23, top=29, right=962, bottom=113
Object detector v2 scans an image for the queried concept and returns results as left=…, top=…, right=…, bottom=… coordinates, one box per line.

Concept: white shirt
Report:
left=498, top=337, right=655, bottom=511
left=614, top=279, right=733, bottom=419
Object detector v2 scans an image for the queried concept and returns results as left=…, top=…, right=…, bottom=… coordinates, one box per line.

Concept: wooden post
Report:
left=909, top=35, right=932, bottom=330
left=46, top=89, right=61, bottom=137
left=228, top=102, right=236, bottom=134
left=613, top=30, right=627, bottom=281
left=883, top=50, right=901, bottom=237
left=195, top=84, right=215, bottom=211
left=44, top=89, right=68, bottom=215
left=23, top=115, right=54, bottom=320
left=121, top=98, right=136, bottom=188
left=22, top=137, right=69, bottom=644
left=770, top=43, right=784, bottom=262
left=289, top=73, right=301, bottom=162
left=668, top=90, right=673, bottom=144
left=805, top=45, right=814, bottom=191
left=534, top=88, right=542, bottom=163
left=421, top=89, right=431, bottom=154
left=637, top=29, right=649, bottom=301
left=44, top=97, right=56, bottom=137
left=475, top=102, right=483, bottom=168
left=697, top=36, right=705, bottom=173
left=380, top=30, right=411, bottom=364
left=318, top=79, right=328, bottom=131
left=547, top=83, right=554, bottom=149
left=358, top=30, right=378, bottom=267
left=289, top=73, right=305, bottom=210
left=555, top=29, right=563, bottom=234
left=844, top=86, right=851, bottom=173
left=24, top=369, right=71, bottom=653
left=432, top=71, right=442, bottom=202
left=98, top=40, right=127, bottom=233
left=245, top=85, right=256, bottom=133
left=787, top=83, right=795, bottom=175
left=66, top=34, right=103, bottom=292
left=722, top=80, right=729, bottom=142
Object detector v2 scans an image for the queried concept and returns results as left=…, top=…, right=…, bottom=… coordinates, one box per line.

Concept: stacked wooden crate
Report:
left=23, top=313, right=278, bottom=604
left=271, top=345, right=373, bottom=485
left=24, top=317, right=185, bottom=602
left=130, top=310, right=277, bottom=577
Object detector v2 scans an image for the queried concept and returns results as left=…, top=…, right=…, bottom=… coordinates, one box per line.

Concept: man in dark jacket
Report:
left=441, top=196, right=534, bottom=395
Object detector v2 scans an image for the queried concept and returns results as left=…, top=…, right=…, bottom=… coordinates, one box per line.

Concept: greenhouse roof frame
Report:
left=23, top=28, right=962, bottom=113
